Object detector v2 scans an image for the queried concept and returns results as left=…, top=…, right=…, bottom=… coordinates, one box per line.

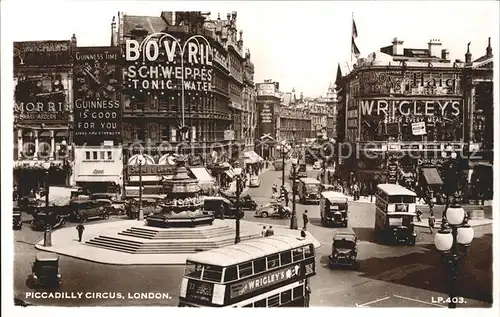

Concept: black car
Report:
left=70, top=199, right=110, bottom=222
left=203, top=197, right=243, bottom=218
left=13, top=209, right=23, bottom=230
left=227, top=194, right=258, bottom=211
left=31, top=208, right=69, bottom=231
left=31, top=253, right=61, bottom=288
left=328, top=232, right=358, bottom=268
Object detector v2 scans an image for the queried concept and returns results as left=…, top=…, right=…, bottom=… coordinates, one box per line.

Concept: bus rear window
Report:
left=224, top=266, right=238, bottom=282
left=292, top=247, right=304, bottom=262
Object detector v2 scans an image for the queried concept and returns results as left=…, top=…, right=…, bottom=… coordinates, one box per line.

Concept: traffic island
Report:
left=34, top=219, right=321, bottom=265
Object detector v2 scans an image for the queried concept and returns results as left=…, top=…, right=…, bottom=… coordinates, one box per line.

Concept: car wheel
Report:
left=261, top=212, right=268, bottom=218
left=117, top=208, right=125, bottom=215
left=103, top=213, right=110, bottom=220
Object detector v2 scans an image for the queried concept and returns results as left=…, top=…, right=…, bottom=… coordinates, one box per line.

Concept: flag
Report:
left=351, top=38, right=360, bottom=56
left=352, top=19, right=358, bottom=38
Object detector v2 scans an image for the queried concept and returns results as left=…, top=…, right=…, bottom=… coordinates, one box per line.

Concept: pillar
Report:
left=17, top=128, right=23, bottom=159
left=34, top=130, right=39, bottom=160
left=468, top=84, right=476, bottom=144
left=50, top=130, right=55, bottom=159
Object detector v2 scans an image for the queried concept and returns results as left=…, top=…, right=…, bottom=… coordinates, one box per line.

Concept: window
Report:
left=184, top=262, right=203, bottom=279
left=224, top=266, right=238, bottom=282
left=85, top=151, right=90, bottom=160
left=243, top=304, right=253, bottom=307
left=92, top=151, right=98, bottom=160
left=267, top=294, right=280, bottom=307
left=292, top=247, right=304, bottom=262
left=238, top=262, right=253, bottom=278
left=162, top=126, right=170, bottom=141
left=107, top=151, right=112, bottom=160
left=292, top=285, right=304, bottom=299
left=280, top=251, right=292, bottom=266
left=267, top=255, right=280, bottom=269
left=100, top=151, right=105, bottom=160
left=254, top=258, right=267, bottom=274
left=281, top=289, right=292, bottom=305
left=254, top=299, right=266, bottom=307
left=203, top=265, right=223, bottom=282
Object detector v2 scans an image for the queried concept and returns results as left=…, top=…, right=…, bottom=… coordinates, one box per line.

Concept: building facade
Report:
left=279, top=105, right=312, bottom=144
left=242, top=49, right=256, bottom=151
left=335, top=37, right=494, bottom=198
left=13, top=39, right=75, bottom=195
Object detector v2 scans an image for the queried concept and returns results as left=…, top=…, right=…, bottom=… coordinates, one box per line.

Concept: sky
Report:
left=1, top=0, right=499, bottom=97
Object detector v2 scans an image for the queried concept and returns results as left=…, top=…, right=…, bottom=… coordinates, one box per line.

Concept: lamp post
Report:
left=234, top=174, right=243, bottom=244
left=290, top=158, right=299, bottom=230
left=136, top=154, right=146, bottom=221
left=276, top=141, right=290, bottom=188
left=42, top=161, right=51, bottom=208
left=433, top=200, right=474, bottom=308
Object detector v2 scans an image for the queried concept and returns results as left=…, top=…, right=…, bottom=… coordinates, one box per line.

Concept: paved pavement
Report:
left=11, top=163, right=493, bottom=307
left=34, top=219, right=321, bottom=265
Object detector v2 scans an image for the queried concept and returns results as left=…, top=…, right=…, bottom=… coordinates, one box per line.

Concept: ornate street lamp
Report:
left=290, top=157, right=299, bottom=230
left=234, top=174, right=244, bottom=244
left=135, top=154, right=146, bottom=221
left=42, top=161, right=51, bottom=208
left=276, top=141, right=291, bottom=188
left=433, top=199, right=474, bottom=308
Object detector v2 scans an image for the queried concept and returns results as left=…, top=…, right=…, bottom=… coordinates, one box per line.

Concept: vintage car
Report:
left=30, top=208, right=69, bottom=231
left=290, top=163, right=308, bottom=179
left=125, top=197, right=164, bottom=219
left=273, top=159, right=284, bottom=171
left=92, top=198, right=126, bottom=215
left=320, top=191, right=349, bottom=227
left=222, top=193, right=258, bottom=211
left=254, top=204, right=291, bottom=219
left=203, top=196, right=243, bottom=218
left=13, top=209, right=23, bottom=230
left=14, top=298, right=35, bottom=306
left=70, top=199, right=110, bottom=222
left=328, top=232, right=358, bottom=268
left=90, top=192, right=120, bottom=201
left=249, top=176, right=261, bottom=188
left=31, top=253, right=61, bottom=288
left=313, top=161, right=322, bottom=170
left=18, top=196, right=42, bottom=215
left=298, top=178, right=322, bottom=204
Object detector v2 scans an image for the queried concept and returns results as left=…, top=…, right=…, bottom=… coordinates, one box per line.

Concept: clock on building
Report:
left=75, top=61, right=117, bottom=99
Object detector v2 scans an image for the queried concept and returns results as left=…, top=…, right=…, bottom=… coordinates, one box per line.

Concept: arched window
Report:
left=128, top=154, right=155, bottom=166
left=38, top=131, right=52, bottom=158
left=22, top=130, right=36, bottom=157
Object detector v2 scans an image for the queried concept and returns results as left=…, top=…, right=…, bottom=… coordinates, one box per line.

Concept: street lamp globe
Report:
left=450, top=152, right=458, bottom=159
left=61, top=139, right=67, bottom=146
left=447, top=205, right=466, bottom=225
left=434, top=230, right=453, bottom=252
left=457, top=225, right=475, bottom=245
left=42, top=161, right=51, bottom=170
left=441, top=151, right=447, bottom=158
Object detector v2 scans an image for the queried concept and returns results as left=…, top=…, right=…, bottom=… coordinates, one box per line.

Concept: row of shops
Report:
left=13, top=148, right=264, bottom=199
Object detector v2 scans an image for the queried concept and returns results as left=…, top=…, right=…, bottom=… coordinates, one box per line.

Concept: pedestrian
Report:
left=261, top=226, right=267, bottom=237
left=300, top=229, right=307, bottom=239
left=267, top=226, right=274, bottom=236
left=76, top=223, right=85, bottom=242
left=416, top=209, right=423, bottom=222
left=303, top=210, right=309, bottom=230
left=219, top=201, right=225, bottom=220
left=428, top=213, right=435, bottom=234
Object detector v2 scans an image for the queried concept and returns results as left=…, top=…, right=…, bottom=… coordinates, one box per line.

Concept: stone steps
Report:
left=117, top=226, right=235, bottom=240
left=85, top=232, right=261, bottom=254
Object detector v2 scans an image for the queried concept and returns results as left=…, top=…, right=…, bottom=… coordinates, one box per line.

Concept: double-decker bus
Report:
left=374, top=184, right=418, bottom=245
left=178, top=235, right=316, bottom=307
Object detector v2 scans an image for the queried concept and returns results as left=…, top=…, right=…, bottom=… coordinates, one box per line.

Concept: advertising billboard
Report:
left=359, top=70, right=462, bottom=96
left=14, top=41, right=72, bottom=67
left=14, top=73, right=71, bottom=123
left=256, top=83, right=276, bottom=97
left=259, top=102, right=274, bottom=136
left=124, top=36, right=213, bottom=93
left=73, top=47, right=122, bottom=145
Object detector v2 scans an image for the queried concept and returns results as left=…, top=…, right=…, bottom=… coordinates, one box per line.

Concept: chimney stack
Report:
left=465, top=42, right=472, bottom=65
left=486, top=37, right=492, bottom=56
left=392, top=37, right=404, bottom=56
left=70, top=34, right=77, bottom=51
left=428, top=39, right=442, bottom=57
left=441, top=49, right=449, bottom=60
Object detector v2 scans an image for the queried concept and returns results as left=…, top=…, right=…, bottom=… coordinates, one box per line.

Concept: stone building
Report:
left=13, top=38, right=75, bottom=195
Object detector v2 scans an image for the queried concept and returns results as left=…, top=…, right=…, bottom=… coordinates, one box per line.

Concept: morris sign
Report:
left=125, top=35, right=213, bottom=92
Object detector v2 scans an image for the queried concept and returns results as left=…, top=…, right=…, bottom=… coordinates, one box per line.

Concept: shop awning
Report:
left=75, top=175, right=120, bottom=184
left=189, top=167, right=215, bottom=184
left=225, top=170, right=235, bottom=179
left=243, top=150, right=263, bottom=164
left=55, top=130, right=69, bottom=138
left=421, top=168, right=443, bottom=186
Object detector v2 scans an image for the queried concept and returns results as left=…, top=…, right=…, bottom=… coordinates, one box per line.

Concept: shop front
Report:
left=124, top=154, right=176, bottom=197
left=243, top=150, right=263, bottom=175
left=73, top=147, right=123, bottom=197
